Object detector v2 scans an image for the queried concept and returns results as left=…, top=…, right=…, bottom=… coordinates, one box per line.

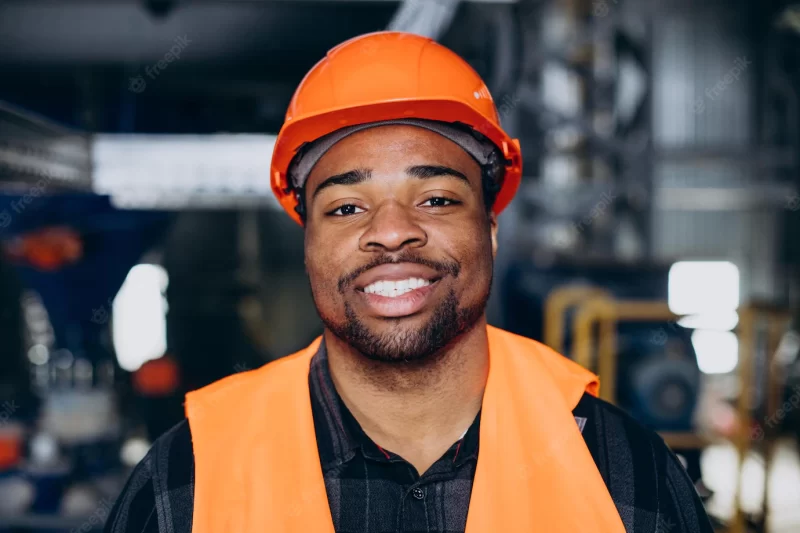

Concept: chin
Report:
left=321, top=288, right=488, bottom=364
left=331, top=311, right=443, bottom=363
left=359, top=326, right=446, bottom=363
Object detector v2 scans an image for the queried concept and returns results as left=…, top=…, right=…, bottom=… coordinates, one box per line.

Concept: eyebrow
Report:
left=311, top=165, right=470, bottom=200
left=312, top=168, right=372, bottom=199
left=405, top=165, right=470, bottom=185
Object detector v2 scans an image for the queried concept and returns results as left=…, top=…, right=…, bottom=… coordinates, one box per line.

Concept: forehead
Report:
left=306, top=125, right=480, bottom=186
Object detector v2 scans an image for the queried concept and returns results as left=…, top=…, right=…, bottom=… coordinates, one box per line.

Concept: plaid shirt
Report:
left=105, top=341, right=714, bottom=533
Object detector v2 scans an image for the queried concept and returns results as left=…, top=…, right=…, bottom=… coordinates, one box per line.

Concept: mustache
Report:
left=338, top=251, right=461, bottom=293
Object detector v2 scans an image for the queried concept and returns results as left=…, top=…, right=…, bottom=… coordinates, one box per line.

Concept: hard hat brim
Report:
left=270, top=97, right=522, bottom=226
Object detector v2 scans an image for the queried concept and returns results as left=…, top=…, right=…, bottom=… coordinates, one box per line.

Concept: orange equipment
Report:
left=3, top=227, right=82, bottom=271
left=270, top=31, right=523, bottom=226
left=186, top=326, right=625, bottom=533
left=0, top=431, right=22, bottom=470
left=132, top=356, right=181, bottom=397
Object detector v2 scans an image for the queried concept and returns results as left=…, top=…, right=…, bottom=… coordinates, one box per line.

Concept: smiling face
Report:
left=303, top=125, right=498, bottom=363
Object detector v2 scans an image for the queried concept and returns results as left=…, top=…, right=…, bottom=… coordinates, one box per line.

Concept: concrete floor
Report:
left=702, top=439, right=800, bottom=533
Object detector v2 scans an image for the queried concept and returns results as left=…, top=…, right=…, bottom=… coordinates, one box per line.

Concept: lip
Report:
left=352, top=262, right=443, bottom=318
left=353, top=263, right=441, bottom=290
left=357, top=279, right=441, bottom=318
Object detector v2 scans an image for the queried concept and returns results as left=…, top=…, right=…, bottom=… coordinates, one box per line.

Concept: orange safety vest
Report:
left=186, top=326, right=626, bottom=532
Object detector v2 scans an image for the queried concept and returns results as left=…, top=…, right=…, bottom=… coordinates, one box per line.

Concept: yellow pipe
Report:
left=761, top=313, right=791, bottom=533
left=596, top=301, right=676, bottom=404
left=573, top=297, right=616, bottom=371
left=597, top=314, right=618, bottom=403
left=613, top=301, right=676, bottom=322
left=731, top=306, right=756, bottom=533
left=573, top=298, right=674, bottom=376
left=544, top=285, right=610, bottom=352
left=728, top=306, right=791, bottom=533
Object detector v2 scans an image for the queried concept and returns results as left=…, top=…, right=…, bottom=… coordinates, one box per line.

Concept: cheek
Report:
left=304, top=238, right=331, bottom=297
left=304, top=231, right=351, bottom=304
left=437, top=223, right=494, bottom=287
left=467, top=234, right=495, bottom=287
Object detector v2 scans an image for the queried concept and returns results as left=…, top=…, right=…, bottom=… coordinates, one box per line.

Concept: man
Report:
left=106, top=31, right=714, bottom=533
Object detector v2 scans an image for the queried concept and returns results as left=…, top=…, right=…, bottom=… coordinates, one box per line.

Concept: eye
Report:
left=420, top=196, right=460, bottom=208
left=328, top=204, right=365, bottom=216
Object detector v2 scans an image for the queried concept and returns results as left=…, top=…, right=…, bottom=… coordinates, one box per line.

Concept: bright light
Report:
left=92, top=134, right=279, bottom=209
left=691, top=330, right=739, bottom=374
left=120, top=437, right=152, bottom=467
left=27, top=344, right=49, bottom=366
left=112, top=264, right=168, bottom=372
left=670, top=261, right=741, bottom=374
left=678, top=311, right=739, bottom=331
left=668, top=261, right=740, bottom=315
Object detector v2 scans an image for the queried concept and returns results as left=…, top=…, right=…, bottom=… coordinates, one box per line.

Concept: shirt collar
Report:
left=308, top=339, right=358, bottom=471
left=308, top=338, right=481, bottom=472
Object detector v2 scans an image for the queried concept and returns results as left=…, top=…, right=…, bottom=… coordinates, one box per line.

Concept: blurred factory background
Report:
left=0, top=0, right=799, bottom=531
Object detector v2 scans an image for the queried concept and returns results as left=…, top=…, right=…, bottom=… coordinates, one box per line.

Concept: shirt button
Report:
left=412, top=487, right=425, bottom=500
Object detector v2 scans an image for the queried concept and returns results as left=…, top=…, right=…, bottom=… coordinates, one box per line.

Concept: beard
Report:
left=319, top=283, right=491, bottom=364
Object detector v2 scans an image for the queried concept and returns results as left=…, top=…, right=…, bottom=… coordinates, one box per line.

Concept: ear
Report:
left=488, top=211, right=498, bottom=259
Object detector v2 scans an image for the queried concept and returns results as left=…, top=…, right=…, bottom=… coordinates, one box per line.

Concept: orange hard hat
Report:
left=270, top=31, right=523, bottom=226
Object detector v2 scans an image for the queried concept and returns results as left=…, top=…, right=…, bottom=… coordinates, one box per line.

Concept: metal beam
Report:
left=92, top=133, right=280, bottom=210
left=0, top=101, right=92, bottom=190
left=388, top=0, right=462, bottom=39
left=654, top=147, right=798, bottom=169
left=654, top=185, right=798, bottom=211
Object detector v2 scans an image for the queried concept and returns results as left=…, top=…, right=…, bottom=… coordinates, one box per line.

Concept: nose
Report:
left=359, top=202, right=428, bottom=253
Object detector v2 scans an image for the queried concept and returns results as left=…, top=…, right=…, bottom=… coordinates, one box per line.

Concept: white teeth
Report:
left=363, top=277, right=432, bottom=297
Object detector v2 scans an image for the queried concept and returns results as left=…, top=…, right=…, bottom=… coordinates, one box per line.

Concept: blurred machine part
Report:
left=388, top=0, right=461, bottom=39
left=507, top=0, right=651, bottom=261
left=0, top=101, right=91, bottom=192
left=509, top=259, right=702, bottom=431
left=490, top=0, right=800, bottom=313
left=0, top=100, right=177, bottom=531
left=616, top=323, right=701, bottom=430
left=92, top=134, right=278, bottom=210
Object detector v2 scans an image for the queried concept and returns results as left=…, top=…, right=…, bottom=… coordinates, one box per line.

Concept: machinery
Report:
left=0, top=102, right=173, bottom=530
left=503, top=258, right=702, bottom=433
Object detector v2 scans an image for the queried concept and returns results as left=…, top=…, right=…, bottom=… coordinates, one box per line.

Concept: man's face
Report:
left=303, top=125, right=498, bottom=363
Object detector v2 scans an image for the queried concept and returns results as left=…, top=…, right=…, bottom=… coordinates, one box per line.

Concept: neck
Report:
left=324, top=320, right=489, bottom=475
